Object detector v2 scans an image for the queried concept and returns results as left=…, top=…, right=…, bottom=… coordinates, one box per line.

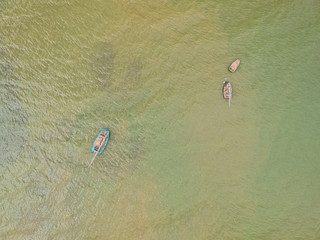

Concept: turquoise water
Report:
left=1, top=1, right=320, bottom=239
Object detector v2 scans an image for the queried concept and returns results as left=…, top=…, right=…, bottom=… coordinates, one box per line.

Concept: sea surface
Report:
left=1, top=1, right=320, bottom=239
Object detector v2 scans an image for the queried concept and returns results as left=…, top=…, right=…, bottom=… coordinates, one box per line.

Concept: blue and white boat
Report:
left=88, top=129, right=110, bottom=167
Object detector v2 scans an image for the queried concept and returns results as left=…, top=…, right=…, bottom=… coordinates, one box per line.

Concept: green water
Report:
left=1, top=1, right=320, bottom=239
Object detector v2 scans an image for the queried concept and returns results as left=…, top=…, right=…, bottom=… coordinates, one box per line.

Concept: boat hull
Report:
left=229, top=59, right=240, bottom=72
left=223, top=81, right=232, bottom=99
left=91, top=129, right=110, bottom=156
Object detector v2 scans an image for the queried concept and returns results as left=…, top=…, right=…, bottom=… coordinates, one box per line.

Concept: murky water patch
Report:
left=0, top=49, right=28, bottom=169
left=93, top=42, right=116, bottom=87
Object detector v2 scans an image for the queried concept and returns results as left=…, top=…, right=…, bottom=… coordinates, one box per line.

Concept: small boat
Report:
left=88, top=129, right=110, bottom=167
left=223, top=81, right=232, bottom=99
left=229, top=59, right=240, bottom=73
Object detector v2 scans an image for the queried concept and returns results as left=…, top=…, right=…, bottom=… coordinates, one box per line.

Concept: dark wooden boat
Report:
left=223, top=81, right=232, bottom=99
left=88, top=129, right=110, bottom=167
left=229, top=59, right=240, bottom=73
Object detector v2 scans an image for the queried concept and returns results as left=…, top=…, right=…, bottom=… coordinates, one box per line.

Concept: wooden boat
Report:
left=223, top=81, right=232, bottom=99
left=88, top=129, right=110, bottom=167
left=229, top=59, right=240, bottom=73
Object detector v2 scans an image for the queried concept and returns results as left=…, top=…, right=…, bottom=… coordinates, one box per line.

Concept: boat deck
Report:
left=223, top=81, right=232, bottom=99
left=91, top=129, right=109, bottom=155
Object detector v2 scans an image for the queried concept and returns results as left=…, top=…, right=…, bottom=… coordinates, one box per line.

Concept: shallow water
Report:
left=1, top=1, right=320, bottom=239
